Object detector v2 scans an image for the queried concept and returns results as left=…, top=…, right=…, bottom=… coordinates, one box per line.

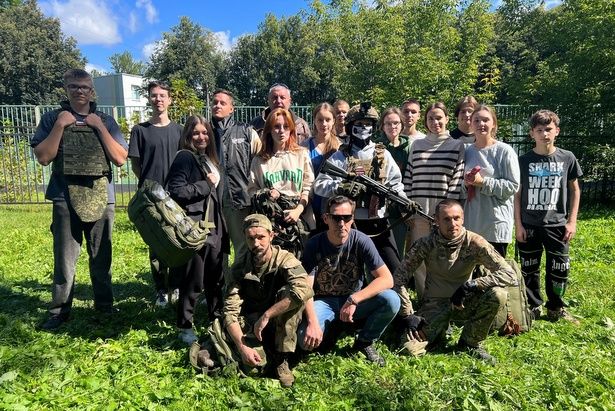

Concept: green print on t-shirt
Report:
left=264, top=168, right=303, bottom=191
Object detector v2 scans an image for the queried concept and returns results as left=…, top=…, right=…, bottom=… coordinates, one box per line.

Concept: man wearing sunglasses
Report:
left=297, top=195, right=400, bottom=366
left=249, top=83, right=310, bottom=143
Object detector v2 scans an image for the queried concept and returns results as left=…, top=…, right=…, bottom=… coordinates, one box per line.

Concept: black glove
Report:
left=450, top=280, right=478, bottom=307
left=402, top=314, right=426, bottom=333
left=404, top=200, right=423, bottom=215
left=336, top=181, right=366, bottom=198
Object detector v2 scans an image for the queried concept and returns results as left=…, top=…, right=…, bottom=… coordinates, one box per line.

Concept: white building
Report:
left=93, top=73, right=149, bottom=122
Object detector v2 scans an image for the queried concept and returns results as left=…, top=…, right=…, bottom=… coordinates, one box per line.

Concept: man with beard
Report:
left=210, top=89, right=261, bottom=268
left=222, top=214, right=312, bottom=387
left=128, top=80, right=183, bottom=307
left=297, top=195, right=400, bottom=366
left=393, top=199, right=517, bottom=364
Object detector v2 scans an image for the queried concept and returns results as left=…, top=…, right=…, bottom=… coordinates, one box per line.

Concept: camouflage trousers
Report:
left=235, top=288, right=304, bottom=353
left=418, top=287, right=507, bottom=347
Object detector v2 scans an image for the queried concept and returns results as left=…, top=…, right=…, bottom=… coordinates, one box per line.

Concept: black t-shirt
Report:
left=302, top=229, right=384, bottom=296
left=128, top=121, right=182, bottom=186
left=518, top=148, right=583, bottom=227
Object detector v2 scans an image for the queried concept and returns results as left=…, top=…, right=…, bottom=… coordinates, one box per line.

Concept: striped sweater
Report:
left=403, top=133, right=465, bottom=216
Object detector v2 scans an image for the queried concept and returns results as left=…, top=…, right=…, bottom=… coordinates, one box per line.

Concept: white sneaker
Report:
left=169, top=288, right=180, bottom=304
left=178, top=328, right=198, bottom=345
left=155, top=290, right=168, bottom=308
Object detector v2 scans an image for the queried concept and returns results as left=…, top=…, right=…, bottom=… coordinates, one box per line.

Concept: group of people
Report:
left=32, top=69, right=583, bottom=388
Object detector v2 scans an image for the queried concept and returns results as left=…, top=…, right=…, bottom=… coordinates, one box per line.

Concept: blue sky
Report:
left=39, top=0, right=563, bottom=73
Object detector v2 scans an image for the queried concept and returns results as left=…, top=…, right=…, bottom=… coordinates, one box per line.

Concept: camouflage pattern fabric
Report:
left=54, top=124, right=110, bottom=222
left=418, top=287, right=507, bottom=347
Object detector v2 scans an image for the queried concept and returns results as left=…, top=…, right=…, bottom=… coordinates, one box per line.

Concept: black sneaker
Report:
left=458, top=340, right=496, bottom=365
left=547, top=308, right=580, bottom=325
left=40, top=314, right=69, bottom=330
left=353, top=340, right=385, bottom=366
left=530, top=306, right=542, bottom=320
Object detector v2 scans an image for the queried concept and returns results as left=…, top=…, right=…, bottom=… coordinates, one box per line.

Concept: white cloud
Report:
left=128, top=11, right=139, bottom=33
left=142, top=41, right=159, bottom=61
left=85, top=63, right=108, bottom=75
left=40, top=0, right=121, bottom=46
left=136, top=0, right=159, bottom=24
left=213, top=31, right=240, bottom=52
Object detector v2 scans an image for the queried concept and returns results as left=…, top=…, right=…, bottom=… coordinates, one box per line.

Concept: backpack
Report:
left=189, top=317, right=266, bottom=377
left=491, top=259, right=533, bottom=336
left=127, top=155, right=215, bottom=267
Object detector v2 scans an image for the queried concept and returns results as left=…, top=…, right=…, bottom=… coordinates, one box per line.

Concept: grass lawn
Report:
left=0, top=205, right=614, bottom=410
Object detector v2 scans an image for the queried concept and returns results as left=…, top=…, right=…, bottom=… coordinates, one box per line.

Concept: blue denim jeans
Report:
left=297, top=289, right=400, bottom=350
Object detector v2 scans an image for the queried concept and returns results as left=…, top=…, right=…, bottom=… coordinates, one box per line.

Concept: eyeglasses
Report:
left=327, top=214, right=353, bottom=223
left=67, top=84, right=93, bottom=93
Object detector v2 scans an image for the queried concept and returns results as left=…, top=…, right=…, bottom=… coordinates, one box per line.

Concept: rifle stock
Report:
left=320, top=160, right=434, bottom=222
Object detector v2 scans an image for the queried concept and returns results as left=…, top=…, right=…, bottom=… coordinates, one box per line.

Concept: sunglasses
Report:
left=327, top=214, right=353, bottom=223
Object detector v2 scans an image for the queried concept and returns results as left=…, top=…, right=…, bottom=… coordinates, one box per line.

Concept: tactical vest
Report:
left=344, top=143, right=387, bottom=211
left=52, top=124, right=111, bottom=222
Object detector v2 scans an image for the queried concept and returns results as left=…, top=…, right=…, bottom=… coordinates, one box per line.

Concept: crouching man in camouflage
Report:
left=394, top=200, right=517, bottom=364
left=222, top=214, right=312, bottom=387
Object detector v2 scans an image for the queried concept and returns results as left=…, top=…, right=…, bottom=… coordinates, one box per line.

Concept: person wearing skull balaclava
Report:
left=313, top=102, right=406, bottom=278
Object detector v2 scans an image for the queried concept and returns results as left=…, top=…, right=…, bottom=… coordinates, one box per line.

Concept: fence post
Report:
left=112, top=106, right=119, bottom=122
left=34, top=106, right=41, bottom=127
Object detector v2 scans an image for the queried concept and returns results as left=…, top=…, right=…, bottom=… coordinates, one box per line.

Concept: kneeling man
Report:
left=223, top=214, right=312, bottom=387
left=298, top=195, right=400, bottom=365
left=394, top=199, right=517, bottom=364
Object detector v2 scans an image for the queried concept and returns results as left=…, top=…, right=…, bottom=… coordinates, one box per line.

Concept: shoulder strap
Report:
left=186, top=150, right=215, bottom=224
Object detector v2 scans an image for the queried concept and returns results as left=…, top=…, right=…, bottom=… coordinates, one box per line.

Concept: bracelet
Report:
left=346, top=295, right=358, bottom=306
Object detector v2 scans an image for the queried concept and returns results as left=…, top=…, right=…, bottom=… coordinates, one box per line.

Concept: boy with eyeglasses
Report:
left=297, top=195, right=400, bottom=366
left=32, top=68, right=128, bottom=330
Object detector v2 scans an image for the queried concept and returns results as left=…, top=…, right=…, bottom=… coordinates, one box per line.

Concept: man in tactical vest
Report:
left=313, top=102, right=407, bottom=277
left=129, top=80, right=183, bottom=308
left=210, top=89, right=262, bottom=270
left=32, top=69, right=128, bottom=330
left=221, top=214, right=312, bottom=387
left=249, top=83, right=310, bottom=143
left=393, top=200, right=517, bottom=364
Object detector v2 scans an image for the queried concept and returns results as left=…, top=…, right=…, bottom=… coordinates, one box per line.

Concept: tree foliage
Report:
left=225, top=0, right=493, bottom=109
left=145, top=16, right=223, bottom=100
left=0, top=0, right=85, bottom=104
left=109, top=51, right=146, bottom=76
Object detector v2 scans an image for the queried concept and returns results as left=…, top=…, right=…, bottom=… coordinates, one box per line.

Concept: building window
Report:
left=131, top=85, right=141, bottom=100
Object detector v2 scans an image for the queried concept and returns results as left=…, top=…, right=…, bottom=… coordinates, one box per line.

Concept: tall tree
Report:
left=109, top=51, right=146, bottom=75
left=0, top=0, right=85, bottom=104
left=145, top=16, right=223, bottom=100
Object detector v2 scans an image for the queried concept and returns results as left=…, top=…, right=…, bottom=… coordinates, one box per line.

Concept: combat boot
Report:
left=353, top=340, right=385, bottom=366
left=275, top=357, right=295, bottom=388
left=458, top=340, right=496, bottom=365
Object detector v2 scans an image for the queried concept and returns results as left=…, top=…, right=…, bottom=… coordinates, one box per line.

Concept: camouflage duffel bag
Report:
left=189, top=317, right=267, bottom=377
left=128, top=179, right=215, bottom=267
left=490, top=259, right=533, bottom=336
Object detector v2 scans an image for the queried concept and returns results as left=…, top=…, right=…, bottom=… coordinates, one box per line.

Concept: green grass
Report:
left=0, top=205, right=614, bottom=410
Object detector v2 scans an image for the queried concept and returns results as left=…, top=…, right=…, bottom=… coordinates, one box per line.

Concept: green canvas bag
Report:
left=491, top=259, right=533, bottom=335
left=127, top=151, right=215, bottom=267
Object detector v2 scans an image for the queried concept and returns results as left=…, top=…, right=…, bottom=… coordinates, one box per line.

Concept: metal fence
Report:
left=1, top=104, right=614, bottom=206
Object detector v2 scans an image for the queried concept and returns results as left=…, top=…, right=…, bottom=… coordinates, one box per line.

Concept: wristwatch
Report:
left=346, top=295, right=358, bottom=306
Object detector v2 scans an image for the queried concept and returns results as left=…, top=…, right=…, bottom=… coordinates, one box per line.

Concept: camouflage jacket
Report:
left=394, top=228, right=518, bottom=317
left=223, top=245, right=312, bottom=328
